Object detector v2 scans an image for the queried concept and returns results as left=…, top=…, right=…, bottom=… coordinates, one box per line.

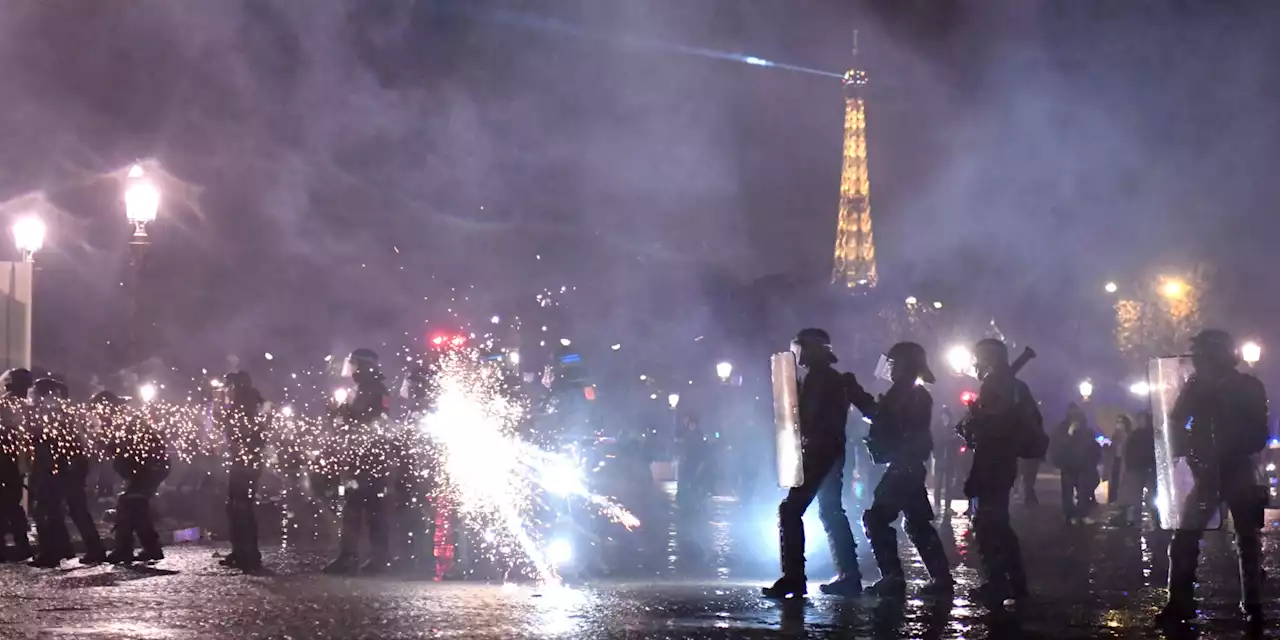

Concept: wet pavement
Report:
left=1, top=488, right=1278, bottom=638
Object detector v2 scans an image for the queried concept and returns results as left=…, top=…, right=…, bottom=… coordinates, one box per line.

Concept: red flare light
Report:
left=960, top=391, right=977, bottom=406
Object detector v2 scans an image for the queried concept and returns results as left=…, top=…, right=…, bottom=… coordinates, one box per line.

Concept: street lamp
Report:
left=124, top=164, right=160, bottom=238
left=716, top=361, right=733, bottom=383
left=1078, top=379, right=1094, bottom=402
left=12, top=217, right=45, bottom=263
left=1241, top=341, right=1261, bottom=366
left=1, top=216, right=44, bottom=370
left=124, top=163, right=160, bottom=365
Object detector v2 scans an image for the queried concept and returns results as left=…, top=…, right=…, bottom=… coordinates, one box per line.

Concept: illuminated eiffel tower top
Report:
left=831, top=33, right=876, bottom=290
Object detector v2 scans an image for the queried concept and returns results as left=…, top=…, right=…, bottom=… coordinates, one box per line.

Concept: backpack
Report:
left=1013, top=380, right=1049, bottom=459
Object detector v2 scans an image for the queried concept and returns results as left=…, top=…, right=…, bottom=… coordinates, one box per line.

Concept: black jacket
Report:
left=1050, top=419, right=1101, bottom=472
left=962, top=369, right=1035, bottom=496
left=798, top=362, right=848, bottom=448
left=1169, top=369, right=1268, bottom=465
left=1123, top=425, right=1156, bottom=473
left=847, top=380, right=932, bottom=467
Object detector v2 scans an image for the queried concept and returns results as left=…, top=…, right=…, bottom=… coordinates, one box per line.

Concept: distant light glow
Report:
left=945, top=345, right=974, bottom=377
left=491, top=315, right=501, bottom=324
left=280, top=405, right=294, bottom=418
left=668, top=393, right=680, bottom=409
left=932, top=301, right=943, bottom=309
left=508, top=351, right=520, bottom=366
left=1129, top=381, right=1150, bottom=396
left=716, top=361, right=733, bottom=381
left=743, top=56, right=771, bottom=66
left=333, top=388, right=349, bottom=405
left=905, top=296, right=918, bottom=306
left=264, top=352, right=273, bottom=361
left=1159, top=278, right=1187, bottom=299
left=559, top=338, right=571, bottom=346
left=1241, top=340, right=1261, bottom=366
left=139, top=383, right=157, bottom=404
left=1105, top=281, right=1118, bottom=294
left=610, top=344, right=621, bottom=351
left=1079, top=380, right=1094, bottom=400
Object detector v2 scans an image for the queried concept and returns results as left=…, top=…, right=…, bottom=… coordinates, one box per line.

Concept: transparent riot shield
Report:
left=771, top=352, right=804, bottom=488
left=1149, top=356, right=1222, bottom=530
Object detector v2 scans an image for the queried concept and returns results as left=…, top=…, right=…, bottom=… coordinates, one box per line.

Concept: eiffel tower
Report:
left=830, top=33, right=876, bottom=290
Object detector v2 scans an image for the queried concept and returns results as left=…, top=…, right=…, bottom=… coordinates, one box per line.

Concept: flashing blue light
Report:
left=714, top=431, right=720, bottom=438
left=1269, top=438, right=1280, bottom=449
left=559, top=353, right=581, bottom=364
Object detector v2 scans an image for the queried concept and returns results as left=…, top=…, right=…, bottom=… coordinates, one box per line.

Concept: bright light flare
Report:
left=667, top=393, right=680, bottom=409
left=1241, top=340, right=1261, bottom=366
left=138, top=383, right=157, bottom=404
left=1159, top=278, right=1187, bottom=299
left=1105, top=281, right=1118, bottom=294
left=12, top=216, right=46, bottom=257
left=333, top=388, right=349, bottom=405
left=1129, top=381, right=1150, bottom=396
left=945, top=345, right=974, bottom=377
left=1078, top=380, right=1094, bottom=401
left=716, top=361, right=733, bottom=382
left=547, top=539, right=573, bottom=566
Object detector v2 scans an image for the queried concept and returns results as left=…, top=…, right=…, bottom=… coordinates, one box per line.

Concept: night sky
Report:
left=0, top=0, right=1277, bottom=388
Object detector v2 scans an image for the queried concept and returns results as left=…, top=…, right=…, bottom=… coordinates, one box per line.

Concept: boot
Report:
left=762, top=575, right=806, bottom=599
left=1158, top=535, right=1199, bottom=625
left=106, top=549, right=135, bottom=564
left=867, top=573, right=906, bottom=597
left=324, top=553, right=359, bottom=575
left=818, top=574, right=864, bottom=596
left=81, top=549, right=108, bottom=565
left=28, top=554, right=61, bottom=568
left=1238, top=532, right=1263, bottom=625
left=135, top=546, right=164, bottom=563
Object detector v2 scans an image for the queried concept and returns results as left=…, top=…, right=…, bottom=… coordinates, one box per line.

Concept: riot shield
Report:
left=1149, top=356, right=1221, bottom=530
left=771, top=352, right=804, bottom=488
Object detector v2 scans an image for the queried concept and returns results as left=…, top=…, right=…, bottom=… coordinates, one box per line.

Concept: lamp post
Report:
left=716, top=361, right=733, bottom=384
left=1, top=216, right=45, bottom=370
left=124, top=164, right=160, bottom=364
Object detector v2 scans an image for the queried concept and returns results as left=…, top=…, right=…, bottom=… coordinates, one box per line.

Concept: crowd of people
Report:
left=760, top=326, right=1268, bottom=628
left=0, top=347, right=402, bottom=574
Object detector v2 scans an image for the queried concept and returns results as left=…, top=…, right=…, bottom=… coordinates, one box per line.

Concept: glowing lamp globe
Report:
left=12, top=216, right=46, bottom=258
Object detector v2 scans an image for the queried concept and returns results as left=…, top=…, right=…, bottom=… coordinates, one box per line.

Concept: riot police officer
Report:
left=325, top=348, right=393, bottom=575
left=93, top=391, right=169, bottom=564
left=0, top=368, right=33, bottom=561
left=216, top=371, right=267, bottom=571
left=762, top=328, right=861, bottom=599
left=1158, top=330, right=1268, bottom=626
left=28, top=378, right=107, bottom=567
left=957, top=339, right=1044, bottom=607
left=846, top=342, right=953, bottom=596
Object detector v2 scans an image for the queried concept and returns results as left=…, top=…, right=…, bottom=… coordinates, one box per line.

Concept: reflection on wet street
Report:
left=2, top=485, right=1278, bottom=638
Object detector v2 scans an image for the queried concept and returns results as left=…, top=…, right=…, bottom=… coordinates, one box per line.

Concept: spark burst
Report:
left=419, top=349, right=638, bottom=583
